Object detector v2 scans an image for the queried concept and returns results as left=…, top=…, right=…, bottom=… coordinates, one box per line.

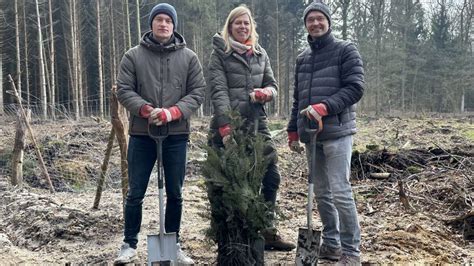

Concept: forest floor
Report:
left=0, top=114, right=473, bottom=265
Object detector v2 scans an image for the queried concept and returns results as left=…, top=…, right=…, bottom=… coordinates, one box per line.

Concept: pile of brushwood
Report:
left=202, top=114, right=274, bottom=265
left=351, top=145, right=473, bottom=180
left=351, top=144, right=473, bottom=238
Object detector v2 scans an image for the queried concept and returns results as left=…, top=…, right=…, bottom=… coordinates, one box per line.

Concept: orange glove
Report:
left=149, top=106, right=182, bottom=126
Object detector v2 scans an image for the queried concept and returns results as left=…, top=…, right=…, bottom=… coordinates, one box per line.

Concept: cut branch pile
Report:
left=352, top=145, right=473, bottom=182
left=351, top=145, right=473, bottom=236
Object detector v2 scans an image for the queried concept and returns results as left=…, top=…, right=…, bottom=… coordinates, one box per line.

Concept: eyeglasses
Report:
left=306, top=16, right=327, bottom=24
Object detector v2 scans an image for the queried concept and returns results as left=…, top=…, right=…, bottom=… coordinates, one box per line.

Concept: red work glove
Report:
left=288, top=131, right=303, bottom=153
left=219, top=124, right=231, bottom=138
left=219, top=124, right=234, bottom=147
left=300, top=103, right=328, bottom=132
left=149, top=106, right=182, bottom=126
left=139, top=104, right=154, bottom=118
left=250, top=87, right=273, bottom=103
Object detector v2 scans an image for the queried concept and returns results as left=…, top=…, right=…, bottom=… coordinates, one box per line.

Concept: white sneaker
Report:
left=176, top=243, right=194, bottom=265
left=114, top=242, right=137, bottom=264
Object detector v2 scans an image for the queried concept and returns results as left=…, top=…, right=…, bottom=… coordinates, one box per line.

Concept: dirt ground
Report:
left=0, top=114, right=473, bottom=265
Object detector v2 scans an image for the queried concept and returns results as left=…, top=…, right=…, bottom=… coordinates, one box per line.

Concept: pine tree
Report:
left=202, top=112, right=273, bottom=265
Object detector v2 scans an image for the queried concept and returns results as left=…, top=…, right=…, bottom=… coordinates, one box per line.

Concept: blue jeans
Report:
left=123, top=134, right=189, bottom=248
left=306, top=135, right=360, bottom=257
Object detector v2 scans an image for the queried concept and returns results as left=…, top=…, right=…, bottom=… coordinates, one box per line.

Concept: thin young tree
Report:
left=275, top=0, right=281, bottom=116
left=15, top=0, right=22, bottom=100
left=97, top=0, right=105, bottom=118
left=339, top=0, right=350, bottom=40
left=0, top=51, right=3, bottom=115
left=458, top=0, right=473, bottom=112
left=109, top=0, right=117, bottom=85
left=124, top=0, right=132, bottom=49
left=75, top=1, right=84, bottom=117
left=370, top=0, right=385, bottom=114
left=23, top=0, right=31, bottom=108
left=35, top=0, right=48, bottom=118
left=69, top=0, right=79, bottom=119
left=136, top=0, right=141, bottom=43
left=48, top=0, right=56, bottom=119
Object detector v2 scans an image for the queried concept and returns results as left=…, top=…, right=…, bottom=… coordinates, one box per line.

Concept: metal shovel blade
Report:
left=147, top=232, right=177, bottom=265
left=295, top=228, right=321, bottom=266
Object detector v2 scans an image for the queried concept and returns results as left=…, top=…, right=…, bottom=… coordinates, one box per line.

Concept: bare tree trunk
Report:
left=400, top=0, right=414, bottom=112
left=74, top=0, right=84, bottom=117
left=0, top=52, right=3, bottom=115
left=285, top=38, right=291, bottom=117
left=410, top=65, right=419, bottom=112
left=371, top=0, right=385, bottom=114
left=9, top=74, right=55, bottom=193
left=340, top=0, right=350, bottom=40
left=192, top=32, right=203, bottom=117
left=275, top=0, right=281, bottom=116
left=70, top=0, right=79, bottom=120
left=42, top=46, right=52, bottom=115
left=110, top=1, right=117, bottom=84
left=97, top=0, right=105, bottom=118
left=125, top=0, right=132, bottom=49
left=11, top=109, right=30, bottom=186
left=136, top=0, right=141, bottom=42
left=48, top=0, right=56, bottom=119
left=15, top=0, right=22, bottom=99
left=35, top=0, right=48, bottom=119
left=23, top=0, right=31, bottom=108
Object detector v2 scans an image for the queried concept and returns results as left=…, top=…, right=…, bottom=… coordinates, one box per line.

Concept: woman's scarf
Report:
left=230, top=36, right=253, bottom=56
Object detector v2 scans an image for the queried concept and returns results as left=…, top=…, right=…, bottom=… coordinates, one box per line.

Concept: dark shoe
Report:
left=336, top=254, right=361, bottom=266
left=319, top=244, right=342, bottom=261
left=261, top=228, right=296, bottom=251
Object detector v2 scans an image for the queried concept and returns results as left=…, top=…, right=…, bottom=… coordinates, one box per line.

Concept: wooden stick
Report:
left=370, top=172, right=391, bottom=179
left=8, top=74, right=55, bottom=193
left=398, top=179, right=414, bottom=213
left=92, top=127, right=115, bottom=209
left=111, top=85, right=129, bottom=206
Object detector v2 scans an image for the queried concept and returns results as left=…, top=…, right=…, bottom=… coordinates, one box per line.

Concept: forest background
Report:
left=0, top=0, right=473, bottom=119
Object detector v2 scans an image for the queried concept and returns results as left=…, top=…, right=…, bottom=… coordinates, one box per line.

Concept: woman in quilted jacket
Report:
left=207, top=5, right=295, bottom=251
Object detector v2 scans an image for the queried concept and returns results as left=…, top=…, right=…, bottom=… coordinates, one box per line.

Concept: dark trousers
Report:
left=123, top=134, right=188, bottom=248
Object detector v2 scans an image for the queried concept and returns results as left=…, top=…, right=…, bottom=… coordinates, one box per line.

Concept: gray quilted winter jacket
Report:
left=117, top=31, right=205, bottom=136
left=208, top=33, right=277, bottom=137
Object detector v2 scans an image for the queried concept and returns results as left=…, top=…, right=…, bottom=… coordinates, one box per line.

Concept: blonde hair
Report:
left=221, top=5, right=260, bottom=54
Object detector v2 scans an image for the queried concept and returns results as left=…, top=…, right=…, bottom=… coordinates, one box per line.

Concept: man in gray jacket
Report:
left=287, top=1, right=364, bottom=265
left=114, top=3, right=205, bottom=264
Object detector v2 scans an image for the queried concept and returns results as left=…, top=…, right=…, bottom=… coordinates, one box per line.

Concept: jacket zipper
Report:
left=159, top=56, right=164, bottom=107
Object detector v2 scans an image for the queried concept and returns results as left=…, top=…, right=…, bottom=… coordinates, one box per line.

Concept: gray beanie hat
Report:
left=148, top=3, right=178, bottom=29
left=303, top=0, right=331, bottom=27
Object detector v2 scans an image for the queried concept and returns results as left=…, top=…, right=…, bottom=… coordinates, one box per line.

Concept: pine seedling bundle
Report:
left=202, top=113, right=273, bottom=265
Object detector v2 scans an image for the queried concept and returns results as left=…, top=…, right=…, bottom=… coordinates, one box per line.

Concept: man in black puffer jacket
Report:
left=287, top=1, right=363, bottom=265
